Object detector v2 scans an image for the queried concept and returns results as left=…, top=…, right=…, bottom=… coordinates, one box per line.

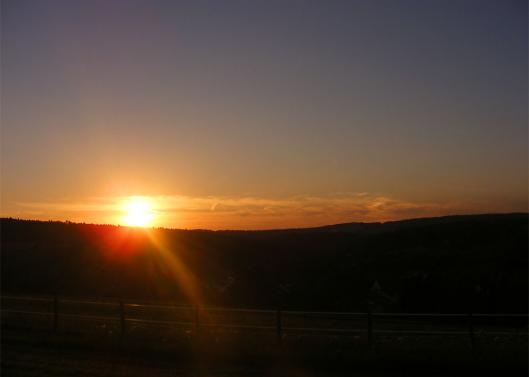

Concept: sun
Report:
left=122, top=197, right=155, bottom=227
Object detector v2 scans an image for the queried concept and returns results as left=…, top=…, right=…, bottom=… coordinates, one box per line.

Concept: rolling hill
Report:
left=1, top=213, right=527, bottom=313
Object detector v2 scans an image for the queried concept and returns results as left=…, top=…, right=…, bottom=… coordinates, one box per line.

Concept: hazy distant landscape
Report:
left=2, top=213, right=527, bottom=313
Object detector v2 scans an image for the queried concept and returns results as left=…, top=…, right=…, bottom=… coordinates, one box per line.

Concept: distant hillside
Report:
left=1, top=214, right=528, bottom=313
left=258, top=213, right=529, bottom=234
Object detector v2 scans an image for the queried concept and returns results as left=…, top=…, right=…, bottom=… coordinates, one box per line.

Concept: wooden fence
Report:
left=1, top=294, right=527, bottom=350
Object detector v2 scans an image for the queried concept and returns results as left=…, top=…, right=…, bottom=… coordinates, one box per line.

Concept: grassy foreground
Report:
left=2, top=324, right=527, bottom=377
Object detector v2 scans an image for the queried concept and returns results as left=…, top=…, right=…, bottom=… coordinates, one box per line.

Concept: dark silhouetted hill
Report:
left=1, top=213, right=527, bottom=313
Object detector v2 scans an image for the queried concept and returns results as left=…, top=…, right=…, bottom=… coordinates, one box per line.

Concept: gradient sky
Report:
left=1, top=0, right=527, bottom=229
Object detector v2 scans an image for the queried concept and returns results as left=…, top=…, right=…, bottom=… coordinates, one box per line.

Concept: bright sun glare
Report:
left=122, top=197, right=155, bottom=227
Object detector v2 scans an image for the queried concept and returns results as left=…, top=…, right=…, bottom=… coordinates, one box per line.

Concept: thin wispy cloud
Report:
left=4, top=193, right=516, bottom=230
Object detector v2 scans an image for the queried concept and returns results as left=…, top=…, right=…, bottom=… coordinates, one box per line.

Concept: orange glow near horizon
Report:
left=121, top=197, right=155, bottom=227
left=2, top=192, right=527, bottom=231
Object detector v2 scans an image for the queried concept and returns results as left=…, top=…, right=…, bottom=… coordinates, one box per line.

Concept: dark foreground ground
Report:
left=2, top=326, right=527, bottom=377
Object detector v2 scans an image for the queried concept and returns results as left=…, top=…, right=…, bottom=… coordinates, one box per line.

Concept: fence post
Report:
left=195, top=305, right=200, bottom=336
left=367, top=301, right=374, bottom=351
left=276, top=308, right=283, bottom=345
left=53, top=295, right=58, bottom=333
left=119, top=300, right=126, bottom=339
left=468, top=312, right=475, bottom=352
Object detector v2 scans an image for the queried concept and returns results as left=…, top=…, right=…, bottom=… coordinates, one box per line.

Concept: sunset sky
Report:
left=1, top=0, right=527, bottom=230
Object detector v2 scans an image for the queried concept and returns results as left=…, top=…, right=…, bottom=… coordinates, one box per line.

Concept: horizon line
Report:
left=2, top=212, right=527, bottom=233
